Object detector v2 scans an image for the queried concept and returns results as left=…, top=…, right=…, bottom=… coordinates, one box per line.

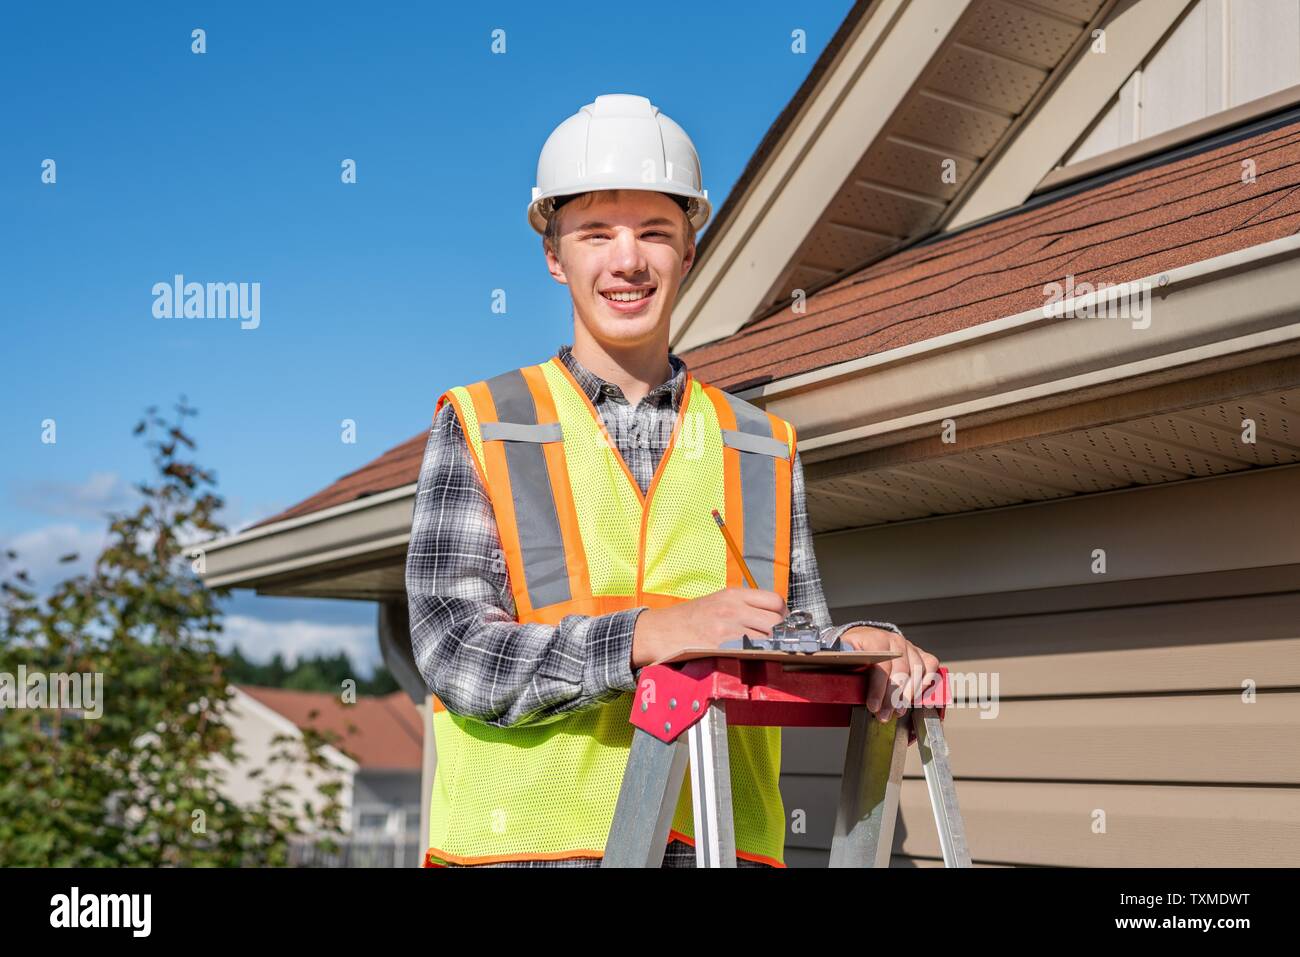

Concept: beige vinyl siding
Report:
left=781, top=465, right=1300, bottom=866
left=1066, top=0, right=1300, bottom=164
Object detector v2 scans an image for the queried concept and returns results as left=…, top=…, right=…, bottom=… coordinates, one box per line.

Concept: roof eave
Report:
left=198, top=483, right=416, bottom=593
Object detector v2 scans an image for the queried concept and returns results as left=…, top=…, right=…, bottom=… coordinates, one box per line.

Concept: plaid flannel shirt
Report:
left=406, top=343, right=902, bottom=867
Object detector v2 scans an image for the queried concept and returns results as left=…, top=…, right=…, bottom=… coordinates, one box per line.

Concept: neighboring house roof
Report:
left=679, top=116, right=1300, bottom=393
left=238, top=686, right=423, bottom=771
left=242, top=114, right=1300, bottom=531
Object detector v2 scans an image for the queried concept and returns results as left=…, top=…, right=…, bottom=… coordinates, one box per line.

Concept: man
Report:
left=407, top=94, right=941, bottom=868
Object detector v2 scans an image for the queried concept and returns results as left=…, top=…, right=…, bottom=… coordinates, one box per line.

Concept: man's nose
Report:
left=608, top=228, right=647, bottom=273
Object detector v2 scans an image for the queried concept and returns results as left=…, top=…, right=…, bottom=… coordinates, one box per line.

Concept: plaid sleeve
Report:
left=787, top=451, right=904, bottom=644
left=405, top=402, right=646, bottom=729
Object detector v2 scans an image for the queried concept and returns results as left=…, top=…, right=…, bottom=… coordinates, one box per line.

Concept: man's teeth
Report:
left=603, top=289, right=653, bottom=301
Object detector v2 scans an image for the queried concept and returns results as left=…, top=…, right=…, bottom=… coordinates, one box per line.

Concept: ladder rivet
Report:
left=692, top=700, right=700, bottom=711
left=669, top=698, right=677, bottom=709
left=640, top=702, right=648, bottom=712
left=664, top=721, right=671, bottom=733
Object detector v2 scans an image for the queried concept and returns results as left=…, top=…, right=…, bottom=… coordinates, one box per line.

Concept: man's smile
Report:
left=599, top=285, right=657, bottom=313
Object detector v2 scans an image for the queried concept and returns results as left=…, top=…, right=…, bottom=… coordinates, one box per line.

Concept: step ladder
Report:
left=602, top=656, right=970, bottom=868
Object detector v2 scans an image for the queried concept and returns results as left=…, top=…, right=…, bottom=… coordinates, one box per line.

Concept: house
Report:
left=199, top=0, right=1300, bottom=865
left=222, top=686, right=425, bottom=866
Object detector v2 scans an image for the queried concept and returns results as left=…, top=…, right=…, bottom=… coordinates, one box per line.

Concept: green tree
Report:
left=283, top=661, right=329, bottom=692
left=0, top=398, right=348, bottom=866
left=225, top=645, right=400, bottom=696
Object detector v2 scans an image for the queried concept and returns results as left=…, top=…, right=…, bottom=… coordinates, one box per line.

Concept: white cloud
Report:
left=9, top=470, right=285, bottom=551
left=0, top=522, right=109, bottom=589
left=10, top=471, right=137, bottom=521
left=217, top=614, right=380, bottom=673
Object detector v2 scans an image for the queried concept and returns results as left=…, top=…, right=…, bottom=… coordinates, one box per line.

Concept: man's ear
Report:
left=544, top=236, right=569, bottom=285
left=680, top=234, right=697, bottom=279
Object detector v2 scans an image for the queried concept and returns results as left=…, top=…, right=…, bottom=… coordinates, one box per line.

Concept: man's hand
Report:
left=631, top=587, right=788, bottom=669
left=839, top=626, right=940, bottom=722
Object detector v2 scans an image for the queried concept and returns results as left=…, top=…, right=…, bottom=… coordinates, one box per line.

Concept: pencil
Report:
left=711, top=508, right=758, bottom=589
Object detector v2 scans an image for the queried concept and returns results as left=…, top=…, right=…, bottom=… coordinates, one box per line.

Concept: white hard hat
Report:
left=528, top=93, right=711, bottom=235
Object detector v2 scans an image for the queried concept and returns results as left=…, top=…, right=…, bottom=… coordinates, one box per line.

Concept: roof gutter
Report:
left=199, top=482, right=417, bottom=590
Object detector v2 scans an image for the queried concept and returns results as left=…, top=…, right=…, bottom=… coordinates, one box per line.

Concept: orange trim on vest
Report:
left=666, top=828, right=787, bottom=868
left=425, top=844, right=605, bottom=866
left=423, top=837, right=781, bottom=868
left=518, top=590, right=685, bottom=626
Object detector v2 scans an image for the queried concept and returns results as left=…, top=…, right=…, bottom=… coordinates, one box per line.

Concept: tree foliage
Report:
left=0, top=398, right=348, bottom=866
left=225, top=647, right=398, bottom=696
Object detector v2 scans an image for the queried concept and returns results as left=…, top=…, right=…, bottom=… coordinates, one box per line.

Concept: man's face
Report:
left=544, top=189, right=695, bottom=349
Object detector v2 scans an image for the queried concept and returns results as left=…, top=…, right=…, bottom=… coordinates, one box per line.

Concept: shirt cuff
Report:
left=821, top=618, right=904, bottom=646
left=582, top=606, right=647, bottom=697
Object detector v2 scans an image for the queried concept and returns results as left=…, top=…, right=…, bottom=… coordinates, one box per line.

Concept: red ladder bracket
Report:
left=629, top=660, right=950, bottom=744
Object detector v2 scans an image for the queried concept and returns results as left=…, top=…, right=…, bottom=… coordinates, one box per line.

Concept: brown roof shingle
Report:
left=679, top=118, right=1300, bottom=391
left=249, top=431, right=427, bottom=529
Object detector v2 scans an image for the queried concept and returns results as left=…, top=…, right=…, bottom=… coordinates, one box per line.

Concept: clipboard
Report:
left=651, top=646, right=899, bottom=668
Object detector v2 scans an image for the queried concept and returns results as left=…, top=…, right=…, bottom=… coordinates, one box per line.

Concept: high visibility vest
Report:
left=423, top=355, right=796, bottom=867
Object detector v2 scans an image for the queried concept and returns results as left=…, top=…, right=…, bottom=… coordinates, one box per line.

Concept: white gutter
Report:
left=199, top=482, right=418, bottom=590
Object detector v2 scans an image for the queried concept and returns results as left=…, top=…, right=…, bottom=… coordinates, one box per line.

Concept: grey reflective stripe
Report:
left=721, top=428, right=788, bottom=458
left=482, top=369, right=572, bottom=609
left=481, top=421, right=563, bottom=443
left=718, top=392, right=783, bottom=592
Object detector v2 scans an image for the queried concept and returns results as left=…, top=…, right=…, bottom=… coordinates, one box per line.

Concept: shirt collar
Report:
left=556, top=343, right=688, bottom=409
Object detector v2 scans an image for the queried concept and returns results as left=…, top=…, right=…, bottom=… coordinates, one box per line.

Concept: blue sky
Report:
left=1, top=1, right=853, bottom=675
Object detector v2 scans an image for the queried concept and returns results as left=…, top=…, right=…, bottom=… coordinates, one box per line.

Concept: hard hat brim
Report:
left=528, top=184, right=711, bottom=236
